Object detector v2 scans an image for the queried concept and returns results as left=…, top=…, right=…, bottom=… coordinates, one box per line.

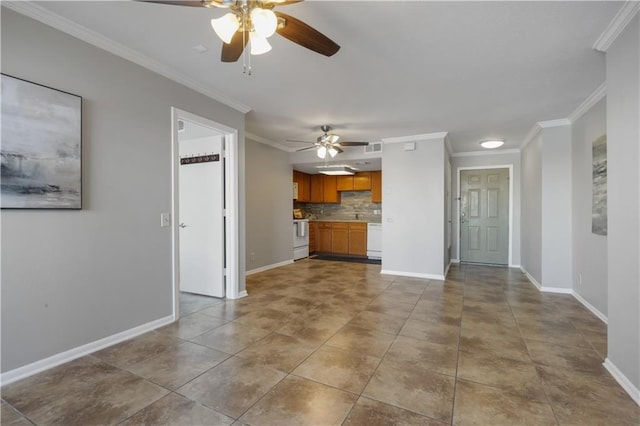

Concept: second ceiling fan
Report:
left=288, top=125, right=369, bottom=159
left=141, top=0, right=340, bottom=64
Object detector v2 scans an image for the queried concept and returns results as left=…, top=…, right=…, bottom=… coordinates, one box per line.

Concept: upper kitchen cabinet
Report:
left=309, top=174, right=324, bottom=203
left=336, top=172, right=371, bottom=192
left=322, top=175, right=340, bottom=203
left=293, top=170, right=310, bottom=202
left=354, top=172, right=372, bottom=190
left=371, top=171, right=382, bottom=203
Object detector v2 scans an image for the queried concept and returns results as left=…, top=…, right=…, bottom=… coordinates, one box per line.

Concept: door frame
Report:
left=171, top=107, right=241, bottom=320
left=456, top=165, right=513, bottom=266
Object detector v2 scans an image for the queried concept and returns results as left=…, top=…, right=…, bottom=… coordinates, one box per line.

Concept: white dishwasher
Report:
left=367, top=223, right=382, bottom=259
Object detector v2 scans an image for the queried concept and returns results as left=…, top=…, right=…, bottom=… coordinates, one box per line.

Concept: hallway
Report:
left=2, top=261, right=638, bottom=425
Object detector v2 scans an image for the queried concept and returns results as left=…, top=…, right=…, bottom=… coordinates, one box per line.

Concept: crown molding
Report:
left=2, top=1, right=252, bottom=114
left=383, top=132, right=448, bottom=144
left=245, top=132, right=293, bottom=152
left=568, top=82, right=606, bottom=123
left=520, top=123, right=542, bottom=150
left=451, top=149, right=520, bottom=158
left=538, top=118, right=571, bottom=128
left=593, top=1, right=640, bottom=52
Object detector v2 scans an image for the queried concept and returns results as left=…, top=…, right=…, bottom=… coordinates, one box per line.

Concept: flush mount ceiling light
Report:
left=480, top=139, right=505, bottom=149
left=141, top=0, right=340, bottom=75
left=317, top=166, right=356, bottom=176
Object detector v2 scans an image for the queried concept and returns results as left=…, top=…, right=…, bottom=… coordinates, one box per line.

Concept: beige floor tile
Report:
left=326, top=325, right=396, bottom=358
left=155, top=312, right=228, bottom=340
left=92, top=331, right=179, bottom=368
left=120, top=393, right=233, bottom=425
left=126, top=341, right=230, bottom=389
left=235, top=332, right=318, bottom=373
left=452, top=379, right=557, bottom=425
left=232, top=307, right=292, bottom=331
left=457, top=350, right=546, bottom=401
left=363, top=358, right=455, bottom=423
left=344, top=397, right=446, bottom=426
left=239, top=375, right=357, bottom=426
left=384, top=335, right=457, bottom=377
left=399, top=318, right=460, bottom=347
left=525, top=338, right=607, bottom=373
left=292, top=345, right=380, bottom=394
left=189, top=321, right=271, bottom=354
left=346, top=310, right=408, bottom=335
left=177, top=356, right=286, bottom=419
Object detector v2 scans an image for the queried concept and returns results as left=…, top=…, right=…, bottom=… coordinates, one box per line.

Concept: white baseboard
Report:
left=381, top=269, right=446, bottom=281
left=520, top=266, right=542, bottom=290
left=603, top=358, right=640, bottom=406
left=450, top=259, right=460, bottom=264
left=246, top=259, right=293, bottom=276
left=572, top=290, right=608, bottom=324
left=234, top=290, right=248, bottom=299
left=0, top=314, right=175, bottom=387
left=444, top=261, right=452, bottom=278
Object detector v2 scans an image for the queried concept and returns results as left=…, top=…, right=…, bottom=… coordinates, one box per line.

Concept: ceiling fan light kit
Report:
left=480, top=139, right=505, bottom=149
left=288, top=125, right=370, bottom=159
left=143, top=0, right=340, bottom=75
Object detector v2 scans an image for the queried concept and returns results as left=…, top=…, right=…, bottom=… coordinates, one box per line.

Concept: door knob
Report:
left=179, top=223, right=188, bottom=228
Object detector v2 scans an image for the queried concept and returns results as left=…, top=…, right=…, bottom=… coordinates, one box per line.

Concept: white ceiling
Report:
left=23, top=1, right=620, bottom=155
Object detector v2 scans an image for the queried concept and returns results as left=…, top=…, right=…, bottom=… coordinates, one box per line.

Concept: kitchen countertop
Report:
left=310, top=219, right=382, bottom=224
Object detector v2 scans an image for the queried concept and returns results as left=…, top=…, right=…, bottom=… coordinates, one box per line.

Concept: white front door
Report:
left=460, top=168, right=509, bottom=265
left=178, top=127, right=225, bottom=298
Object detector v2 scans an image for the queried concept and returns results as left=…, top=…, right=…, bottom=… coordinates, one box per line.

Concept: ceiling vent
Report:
left=178, top=120, right=185, bottom=133
left=364, top=142, right=382, bottom=154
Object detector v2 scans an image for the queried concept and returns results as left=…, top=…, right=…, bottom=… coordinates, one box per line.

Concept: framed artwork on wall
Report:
left=1, top=74, right=82, bottom=209
left=592, top=134, right=607, bottom=236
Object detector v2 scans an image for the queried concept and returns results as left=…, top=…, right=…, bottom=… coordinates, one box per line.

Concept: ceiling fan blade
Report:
left=296, top=146, right=317, bottom=152
left=139, top=0, right=206, bottom=7
left=333, top=146, right=344, bottom=153
left=265, top=0, right=303, bottom=5
left=221, top=31, right=248, bottom=62
left=274, top=12, right=340, bottom=57
left=337, top=141, right=369, bottom=146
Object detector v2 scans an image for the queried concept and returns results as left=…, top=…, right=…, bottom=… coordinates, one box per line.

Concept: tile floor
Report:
left=2, top=261, right=639, bottom=425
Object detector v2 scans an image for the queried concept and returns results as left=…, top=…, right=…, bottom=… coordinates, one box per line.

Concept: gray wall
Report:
left=245, top=138, right=294, bottom=271
left=450, top=151, right=522, bottom=266
left=606, top=14, right=639, bottom=390
left=571, top=98, right=607, bottom=315
left=382, top=137, right=445, bottom=279
left=540, top=125, right=573, bottom=289
left=1, top=9, right=245, bottom=372
left=521, top=134, right=543, bottom=283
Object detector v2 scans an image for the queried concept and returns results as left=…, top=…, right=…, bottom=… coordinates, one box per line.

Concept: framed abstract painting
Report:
left=1, top=74, right=82, bottom=209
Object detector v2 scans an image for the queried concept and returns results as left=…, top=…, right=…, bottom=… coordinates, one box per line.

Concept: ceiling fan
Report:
left=140, top=0, right=340, bottom=68
left=288, top=125, right=369, bottom=159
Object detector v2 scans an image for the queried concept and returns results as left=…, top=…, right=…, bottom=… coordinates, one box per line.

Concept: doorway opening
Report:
left=171, top=108, right=241, bottom=319
left=457, top=166, right=513, bottom=266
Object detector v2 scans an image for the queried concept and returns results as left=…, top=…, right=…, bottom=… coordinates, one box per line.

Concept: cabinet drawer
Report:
left=349, top=222, right=367, bottom=231
left=318, top=222, right=332, bottom=229
left=332, top=222, right=349, bottom=230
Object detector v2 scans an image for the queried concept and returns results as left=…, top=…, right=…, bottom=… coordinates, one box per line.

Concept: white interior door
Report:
left=178, top=129, right=225, bottom=298
left=460, top=168, right=509, bottom=265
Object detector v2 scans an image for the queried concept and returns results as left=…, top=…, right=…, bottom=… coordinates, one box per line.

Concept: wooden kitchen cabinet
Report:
left=348, top=223, right=367, bottom=256
left=309, top=174, right=324, bottom=203
left=293, top=170, right=310, bottom=202
left=308, top=221, right=318, bottom=254
left=354, top=172, right=372, bottom=190
left=371, top=170, right=382, bottom=203
left=331, top=222, right=350, bottom=254
left=318, top=222, right=333, bottom=253
left=322, top=175, right=340, bottom=203
left=336, top=176, right=354, bottom=191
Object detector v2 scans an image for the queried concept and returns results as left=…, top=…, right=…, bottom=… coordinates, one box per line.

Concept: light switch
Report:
left=161, top=213, right=171, bottom=228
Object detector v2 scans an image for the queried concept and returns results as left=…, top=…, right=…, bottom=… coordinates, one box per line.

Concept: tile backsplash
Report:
left=295, top=191, right=382, bottom=223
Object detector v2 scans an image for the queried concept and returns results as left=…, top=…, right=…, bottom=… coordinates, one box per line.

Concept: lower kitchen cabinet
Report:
left=348, top=223, right=367, bottom=256
left=312, top=221, right=368, bottom=257
left=309, top=222, right=318, bottom=254
left=331, top=223, right=349, bottom=254
left=318, top=222, right=333, bottom=253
